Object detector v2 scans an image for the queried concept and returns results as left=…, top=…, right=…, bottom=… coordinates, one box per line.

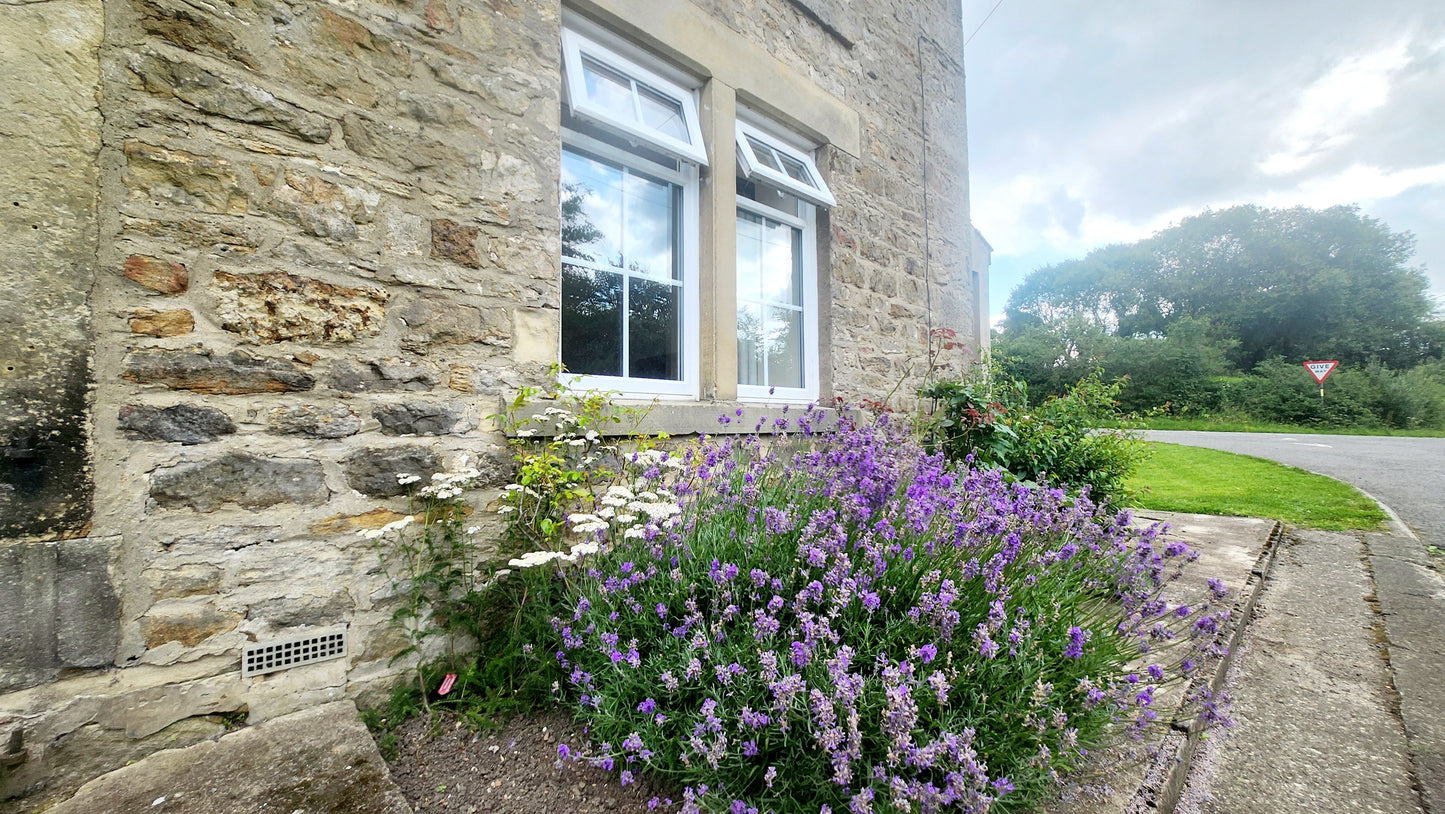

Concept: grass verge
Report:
left=1127, top=442, right=1388, bottom=531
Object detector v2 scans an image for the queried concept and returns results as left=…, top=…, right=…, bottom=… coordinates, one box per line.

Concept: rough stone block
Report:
left=45, top=701, right=413, bottom=814
left=0, top=541, right=59, bottom=692
left=246, top=591, right=353, bottom=629
left=324, top=358, right=438, bottom=393
left=430, top=218, right=480, bottom=267
left=131, top=0, right=264, bottom=69
left=372, top=401, right=474, bottom=436
left=123, top=348, right=316, bottom=394
left=267, top=170, right=379, bottom=242
left=128, top=307, right=195, bottom=337
left=212, top=271, right=387, bottom=344
left=146, top=563, right=223, bottom=600
left=397, top=296, right=509, bottom=353
left=308, top=507, right=407, bottom=535
left=119, top=403, right=235, bottom=445
left=131, top=52, right=332, bottom=143
left=123, top=254, right=189, bottom=293
left=265, top=403, right=361, bottom=438
left=139, top=600, right=242, bottom=648
left=511, top=306, right=557, bottom=364
left=340, top=112, right=461, bottom=172
left=343, top=445, right=441, bottom=497
left=55, top=537, right=120, bottom=668
left=150, top=452, right=329, bottom=511
left=123, top=142, right=247, bottom=214
left=0, top=536, right=119, bottom=691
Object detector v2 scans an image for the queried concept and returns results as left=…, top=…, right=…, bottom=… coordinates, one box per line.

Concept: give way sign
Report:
left=1303, top=360, right=1339, bottom=384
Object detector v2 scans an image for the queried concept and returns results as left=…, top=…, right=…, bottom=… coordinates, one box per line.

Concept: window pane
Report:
left=760, top=218, right=801, bottom=306
left=766, top=306, right=804, bottom=389
left=746, top=136, right=782, bottom=172
left=561, top=149, right=623, bottom=267
left=736, top=208, right=764, bottom=303
left=637, top=84, right=689, bottom=142
left=580, top=56, right=636, bottom=121
left=778, top=153, right=813, bottom=185
left=624, top=171, right=678, bottom=280
left=562, top=265, right=623, bottom=376
left=737, top=302, right=765, bottom=386
left=628, top=277, right=680, bottom=380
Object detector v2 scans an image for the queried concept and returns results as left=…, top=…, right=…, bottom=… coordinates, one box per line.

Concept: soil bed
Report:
left=386, top=708, right=681, bottom=814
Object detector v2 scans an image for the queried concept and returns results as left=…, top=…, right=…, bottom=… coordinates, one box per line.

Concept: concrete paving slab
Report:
left=1036, top=511, right=1278, bottom=814
left=44, top=700, right=412, bottom=814
left=1365, top=532, right=1445, bottom=814
left=1178, top=529, right=1423, bottom=814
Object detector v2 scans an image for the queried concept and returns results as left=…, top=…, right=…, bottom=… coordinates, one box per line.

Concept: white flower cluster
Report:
left=631, top=449, right=686, bottom=470
left=506, top=537, right=602, bottom=569
left=418, top=468, right=480, bottom=500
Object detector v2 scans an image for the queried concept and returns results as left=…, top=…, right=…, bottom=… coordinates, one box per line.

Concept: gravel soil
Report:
left=385, top=709, right=681, bottom=814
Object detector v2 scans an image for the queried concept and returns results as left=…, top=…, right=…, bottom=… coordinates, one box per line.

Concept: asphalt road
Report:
left=1142, top=430, right=1445, bottom=550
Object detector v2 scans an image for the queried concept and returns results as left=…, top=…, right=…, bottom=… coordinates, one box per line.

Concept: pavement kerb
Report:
left=1130, top=518, right=1286, bottom=814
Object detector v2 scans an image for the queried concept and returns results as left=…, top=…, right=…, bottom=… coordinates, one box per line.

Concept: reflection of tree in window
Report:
left=560, top=151, right=681, bottom=381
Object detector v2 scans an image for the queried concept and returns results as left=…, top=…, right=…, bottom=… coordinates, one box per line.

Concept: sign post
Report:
left=1303, top=360, right=1339, bottom=404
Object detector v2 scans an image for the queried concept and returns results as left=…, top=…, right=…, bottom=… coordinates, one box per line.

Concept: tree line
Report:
left=994, top=205, right=1445, bottom=429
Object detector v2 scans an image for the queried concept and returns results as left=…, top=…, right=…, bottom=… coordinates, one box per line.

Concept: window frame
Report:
left=734, top=192, right=820, bottom=404
left=735, top=120, right=836, bottom=209
left=559, top=128, right=701, bottom=400
left=561, top=27, right=710, bottom=167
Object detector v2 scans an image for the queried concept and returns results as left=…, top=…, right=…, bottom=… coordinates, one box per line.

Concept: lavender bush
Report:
left=524, top=408, right=1229, bottom=814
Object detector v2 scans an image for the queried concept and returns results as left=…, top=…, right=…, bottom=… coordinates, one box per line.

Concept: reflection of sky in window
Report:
left=737, top=210, right=799, bottom=306
left=581, top=58, right=635, bottom=122
left=638, top=85, right=689, bottom=142
left=562, top=150, right=622, bottom=266
left=623, top=173, right=676, bottom=280
left=562, top=149, right=677, bottom=279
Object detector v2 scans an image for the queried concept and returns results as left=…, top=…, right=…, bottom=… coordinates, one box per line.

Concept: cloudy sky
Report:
left=960, top=0, right=1445, bottom=324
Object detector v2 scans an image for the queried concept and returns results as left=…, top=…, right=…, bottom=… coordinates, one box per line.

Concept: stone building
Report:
left=0, top=0, right=979, bottom=805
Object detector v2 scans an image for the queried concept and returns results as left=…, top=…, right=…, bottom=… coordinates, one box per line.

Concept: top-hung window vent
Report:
left=241, top=627, right=347, bottom=678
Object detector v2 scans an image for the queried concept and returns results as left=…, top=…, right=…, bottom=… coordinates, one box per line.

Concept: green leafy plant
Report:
left=921, top=361, right=1145, bottom=503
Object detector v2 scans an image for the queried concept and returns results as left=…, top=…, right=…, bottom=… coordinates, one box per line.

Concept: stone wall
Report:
left=0, top=0, right=975, bottom=808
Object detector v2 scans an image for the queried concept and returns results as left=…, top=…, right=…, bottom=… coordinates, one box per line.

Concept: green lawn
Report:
left=1127, top=442, right=1388, bottom=531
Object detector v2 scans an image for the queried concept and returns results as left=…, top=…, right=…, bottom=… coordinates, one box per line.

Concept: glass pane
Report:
left=637, top=84, right=689, bottom=142
left=736, top=208, right=764, bottom=303
left=759, top=219, right=801, bottom=306
left=562, top=265, right=623, bottom=376
left=737, top=302, right=765, bottom=386
left=581, top=57, right=637, bottom=122
left=624, top=171, right=678, bottom=280
left=561, top=149, right=623, bottom=267
left=628, top=277, right=680, bottom=380
left=746, top=137, right=782, bottom=172
left=778, top=153, right=813, bottom=185
left=766, top=306, right=804, bottom=389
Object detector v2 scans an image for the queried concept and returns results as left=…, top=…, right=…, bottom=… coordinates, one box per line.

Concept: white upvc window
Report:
left=560, top=27, right=702, bottom=400
left=561, top=28, right=709, bottom=167
left=735, top=120, right=835, bottom=209
left=735, top=118, right=826, bottom=404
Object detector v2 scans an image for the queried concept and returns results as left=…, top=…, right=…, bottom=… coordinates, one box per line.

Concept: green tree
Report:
left=1002, top=205, right=1443, bottom=371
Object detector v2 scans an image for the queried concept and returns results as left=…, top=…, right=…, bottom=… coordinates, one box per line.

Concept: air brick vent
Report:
left=242, top=628, right=347, bottom=678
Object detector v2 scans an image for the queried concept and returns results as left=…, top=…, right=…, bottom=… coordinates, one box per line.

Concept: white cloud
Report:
left=1260, top=42, right=1412, bottom=176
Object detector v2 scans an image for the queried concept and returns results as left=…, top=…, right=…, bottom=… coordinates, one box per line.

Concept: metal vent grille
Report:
left=242, top=628, right=347, bottom=678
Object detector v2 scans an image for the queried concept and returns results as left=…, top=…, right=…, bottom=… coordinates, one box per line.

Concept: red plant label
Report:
left=1302, top=360, right=1339, bottom=384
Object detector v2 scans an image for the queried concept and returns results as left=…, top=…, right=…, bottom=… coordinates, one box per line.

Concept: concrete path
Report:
left=1144, top=430, right=1445, bottom=814
left=1178, top=529, right=1424, bottom=814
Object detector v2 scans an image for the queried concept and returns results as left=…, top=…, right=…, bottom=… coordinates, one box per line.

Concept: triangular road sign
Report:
left=1303, top=360, right=1339, bottom=384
